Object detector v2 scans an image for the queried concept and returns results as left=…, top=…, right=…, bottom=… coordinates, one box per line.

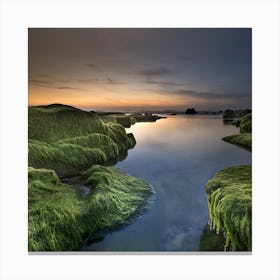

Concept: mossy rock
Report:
left=239, top=113, right=252, bottom=133
left=223, top=133, right=252, bottom=151
left=29, top=104, right=107, bottom=143
left=28, top=105, right=135, bottom=176
left=205, top=166, right=252, bottom=251
left=100, top=113, right=163, bottom=128
left=28, top=165, right=153, bottom=251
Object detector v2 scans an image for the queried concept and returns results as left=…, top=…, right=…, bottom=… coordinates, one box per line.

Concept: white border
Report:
left=1, top=0, right=279, bottom=279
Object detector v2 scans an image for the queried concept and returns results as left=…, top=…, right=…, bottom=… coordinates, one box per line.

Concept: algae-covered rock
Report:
left=28, top=167, right=85, bottom=251
left=28, top=104, right=155, bottom=251
left=222, top=113, right=252, bottom=151
left=100, top=113, right=163, bottom=128
left=28, top=165, right=153, bottom=251
left=28, top=105, right=135, bottom=176
left=205, top=166, right=252, bottom=251
left=223, top=133, right=252, bottom=151
left=127, top=133, right=136, bottom=148
left=239, top=113, right=252, bottom=133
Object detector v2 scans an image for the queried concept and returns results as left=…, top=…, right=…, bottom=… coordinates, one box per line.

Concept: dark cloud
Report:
left=146, top=80, right=178, bottom=86
left=145, top=80, right=192, bottom=87
left=136, top=67, right=172, bottom=77
left=29, top=75, right=124, bottom=88
left=84, top=63, right=100, bottom=71
left=60, top=78, right=99, bottom=83
left=155, top=88, right=250, bottom=101
left=29, top=77, right=80, bottom=90
left=29, top=79, right=53, bottom=85
left=176, top=89, right=224, bottom=99
left=105, top=77, right=125, bottom=85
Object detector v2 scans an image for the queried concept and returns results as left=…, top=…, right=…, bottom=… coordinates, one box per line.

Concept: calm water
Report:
left=82, top=115, right=251, bottom=251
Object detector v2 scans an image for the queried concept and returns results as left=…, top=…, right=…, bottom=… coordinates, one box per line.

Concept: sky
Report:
left=28, top=28, right=251, bottom=112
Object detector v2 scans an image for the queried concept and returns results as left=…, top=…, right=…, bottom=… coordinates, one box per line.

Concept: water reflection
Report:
left=83, top=115, right=251, bottom=251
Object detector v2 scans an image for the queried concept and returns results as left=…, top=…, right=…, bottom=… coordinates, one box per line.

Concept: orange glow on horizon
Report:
left=28, top=86, right=195, bottom=111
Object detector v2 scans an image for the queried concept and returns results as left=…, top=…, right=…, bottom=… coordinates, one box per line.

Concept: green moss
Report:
left=223, top=113, right=252, bottom=151
left=28, top=133, right=121, bottom=176
left=28, top=167, right=85, bottom=251
left=28, top=105, right=135, bottom=176
left=81, top=165, right=153, bottom=232
left=127, top=133, right=136, bottom=148
left=100, top=113, right=163, bottom=128
left=223, top=133, right=252, bottom=151
left=28, top=166, right=153, bottom=251
left=28, top=104, right=156, bottom=251
left=240, top=113, right=252, bottom=133
left=115, top=116, right=133, bottom=128
left=205, top=166, right=252, bottom=251
left=29, top=105, right=107, bottom=143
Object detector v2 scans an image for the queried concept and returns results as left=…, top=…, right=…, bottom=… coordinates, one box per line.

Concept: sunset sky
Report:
left=28, top=28, right=251, bottom=112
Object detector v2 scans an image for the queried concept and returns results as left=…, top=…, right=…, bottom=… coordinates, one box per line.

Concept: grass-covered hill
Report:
left=205, top=166, right=252, bottom=251
left=28, top=104, right=136, bottom=176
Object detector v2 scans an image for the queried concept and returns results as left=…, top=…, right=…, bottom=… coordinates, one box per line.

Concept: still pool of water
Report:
left=82, top=115, right=251, bottom=251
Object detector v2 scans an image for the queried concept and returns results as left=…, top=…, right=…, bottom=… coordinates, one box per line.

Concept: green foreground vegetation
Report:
left=28, top=104, right=137, bottom=176
left=28, top=165, right=152, bottom=251
left=223, top=133, right=252, bottom=151
left=204, top=112, right=252, bottom=251
left=223, top=113, right=252, bottom=151
left=205, top=166, right=252, bottom=251
left=28, top=104, right=160, bottom=251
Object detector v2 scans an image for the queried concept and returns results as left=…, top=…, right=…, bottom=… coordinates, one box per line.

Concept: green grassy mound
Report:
left=223, top=133, right=252, bottom=151
left=205, top=166, right=252, bottom=251
left=239, top=113, right=252, bottom=133
left=28, top=105, right=136, bottom=176
left=28, top=165, right=153, bottom=251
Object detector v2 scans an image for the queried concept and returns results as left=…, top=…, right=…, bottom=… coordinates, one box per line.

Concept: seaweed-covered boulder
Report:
left=239, top=113, right=252, bottom=133
left=28, top=105, right=135, bottom=176
left=223, top=133, right=252, bottom=151
left=205, top=166, right=252, bottom=251
left=28, top=165, right=153, bottom=251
